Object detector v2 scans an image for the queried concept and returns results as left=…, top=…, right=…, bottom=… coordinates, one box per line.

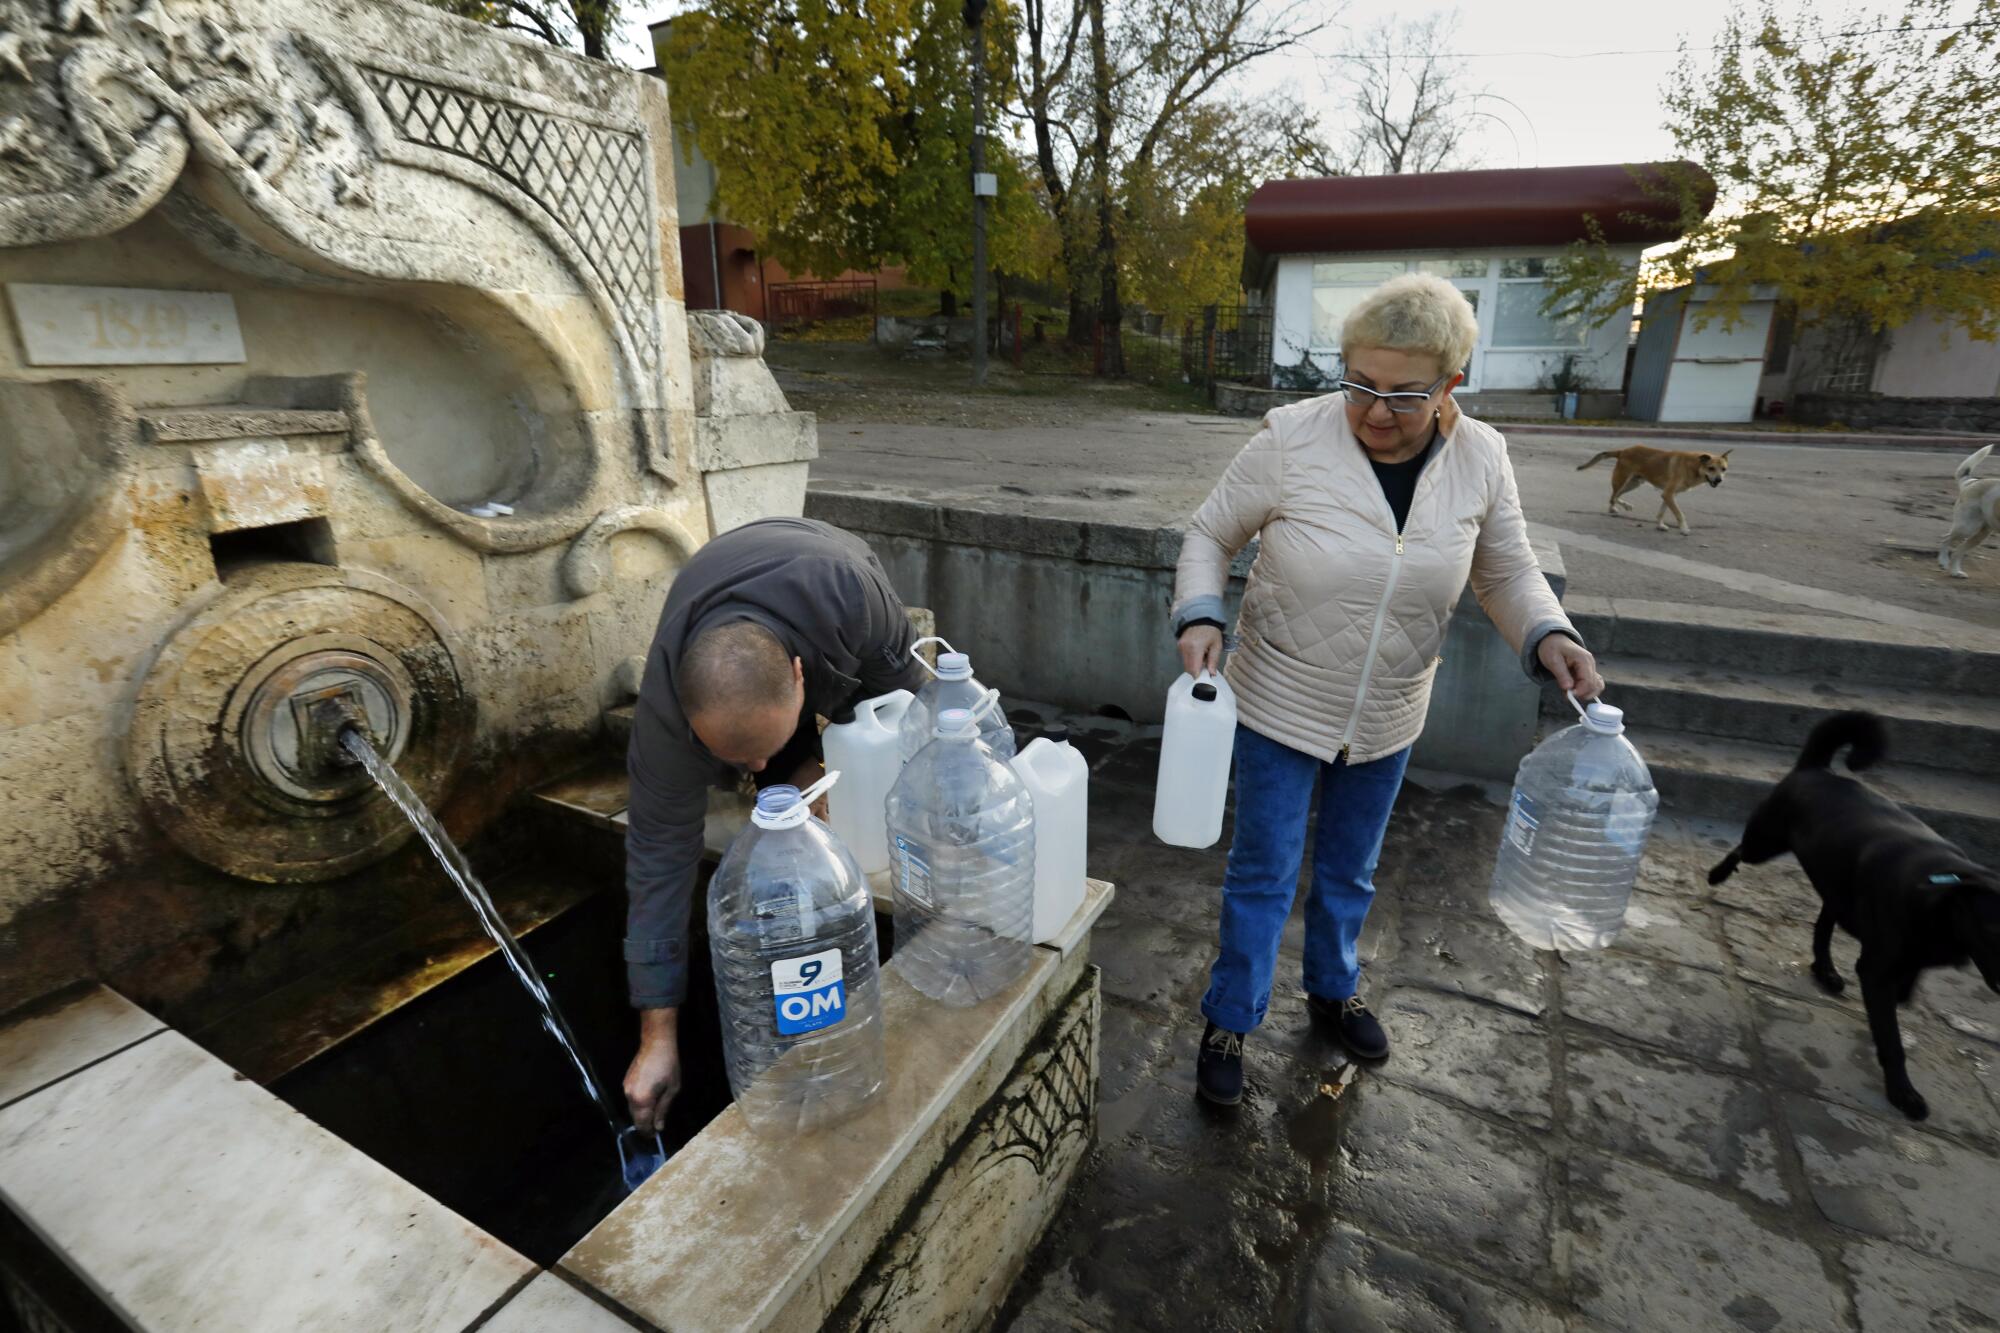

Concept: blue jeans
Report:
left=1201, top=724, right=1411, bottom=1034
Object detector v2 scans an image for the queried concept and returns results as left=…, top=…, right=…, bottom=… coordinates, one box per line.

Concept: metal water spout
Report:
left=242, top=651, right=406, bottom=804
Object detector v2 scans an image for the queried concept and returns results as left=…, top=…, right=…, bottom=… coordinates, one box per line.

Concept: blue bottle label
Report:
left=894, top=835, right=935, bottom=910
left=1507, top=792, right=1539, bottom=856
left=771, top=947, right=846, bottom=1036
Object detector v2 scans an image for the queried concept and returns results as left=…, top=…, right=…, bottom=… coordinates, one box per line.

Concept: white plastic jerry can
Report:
left=1153, top=672, right=1237, bottom=849
left=822, top=690, right=915, bottom=876
left=1010, top=728, right=1089, bottom=944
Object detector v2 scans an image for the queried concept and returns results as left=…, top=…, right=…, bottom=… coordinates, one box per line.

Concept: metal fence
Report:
left=1091, top=303, right=1274, bottom=397
left=766, top=279, right=877, bottom=338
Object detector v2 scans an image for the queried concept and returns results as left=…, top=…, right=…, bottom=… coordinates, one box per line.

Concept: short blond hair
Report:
left=1341, top=272, right=1479, bottom=379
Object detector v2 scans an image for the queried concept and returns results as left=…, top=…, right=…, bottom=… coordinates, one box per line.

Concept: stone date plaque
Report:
left=5, top=284, right=247, bottom=366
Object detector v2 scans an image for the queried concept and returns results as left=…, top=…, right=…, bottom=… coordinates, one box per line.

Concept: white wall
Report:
left=1873, top=308, right=2000, bottom=398
left=1264, top=246, right=1642, bottom=392
left=1269, top=254, right=1321, bottom=380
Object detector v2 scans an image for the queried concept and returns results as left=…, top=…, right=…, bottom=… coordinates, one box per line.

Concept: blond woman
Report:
left=1173, top=273, right=1603, bottom=1105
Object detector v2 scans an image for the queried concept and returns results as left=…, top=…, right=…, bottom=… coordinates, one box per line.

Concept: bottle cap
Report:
left=934, top=706, right=976, bottom=738
left=1044, top=724, right=1070, bottom=745
left=935, top=652, right=973, bottom=681
left=829, top=704, right=857, bottom=726
left=748, top=773, right=840, bottom=829
left=1192, top=683, right=1218, bottom=702
left=1580, top=701, right=1625, bottom=735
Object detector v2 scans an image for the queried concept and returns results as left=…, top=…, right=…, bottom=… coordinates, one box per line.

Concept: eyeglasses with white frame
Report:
left=1335, top=371, right=1451, bottom=414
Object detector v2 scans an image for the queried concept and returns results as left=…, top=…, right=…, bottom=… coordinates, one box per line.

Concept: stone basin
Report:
left=0, top=832, right=1110, bottom=1330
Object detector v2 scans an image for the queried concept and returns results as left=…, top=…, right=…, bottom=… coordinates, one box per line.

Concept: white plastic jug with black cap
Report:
left=898, top=636, right=1014, bottom=764
left=1010, top=725, right=1089, bottom=943
left=1153, top=671, right=1236, bottom=849
left=823, top=690, right=913, bottom=876
left=1489, top=691, right=1659, bottom=951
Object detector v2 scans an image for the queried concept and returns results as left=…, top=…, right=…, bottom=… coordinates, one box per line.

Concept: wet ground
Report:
left=995, top=702, right=2000, bottom=1332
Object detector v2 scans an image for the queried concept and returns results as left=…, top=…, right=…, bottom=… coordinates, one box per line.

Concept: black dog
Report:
left=1708, top=712, right=2000, bottom=1121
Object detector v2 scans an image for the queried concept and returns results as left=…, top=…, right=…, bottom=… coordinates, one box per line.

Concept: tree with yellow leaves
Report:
left=1548, top=0, right=2000, bottom=377
left=659, top=0, right=1055, bottom=300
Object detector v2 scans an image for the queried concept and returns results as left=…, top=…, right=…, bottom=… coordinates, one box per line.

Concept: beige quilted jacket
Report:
left=1173, top=394, right=1575, bottom=765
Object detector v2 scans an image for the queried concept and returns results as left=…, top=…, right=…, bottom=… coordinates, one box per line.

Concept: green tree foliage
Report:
left=1119, top=101, right=1301, bottom=309
left=882, top=2, right=1062, bottom=293
left=1548, top=0, right=2000, bottom=346
left=661, top=1, right=1055, bottom=290
left=660, top=2, right=914, bottom=279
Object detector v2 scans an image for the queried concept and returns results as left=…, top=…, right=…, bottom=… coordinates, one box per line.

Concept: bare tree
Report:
left=1094, top=0, right=1330, bottom=360
left=1329, top=11, right=1485, bottom=175
left=1015, top=0, right=1324, bottom=347
left=1116, top=0, right=1331, bottom=177
left=1015, top=0, right=1094, bottom=343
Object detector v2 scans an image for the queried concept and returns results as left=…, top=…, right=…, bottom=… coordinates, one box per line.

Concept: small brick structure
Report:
left=1793, top=392, right=2000, bottom=434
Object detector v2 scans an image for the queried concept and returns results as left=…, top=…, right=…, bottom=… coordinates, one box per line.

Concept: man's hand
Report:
left=624, top=1007, right=682, bottom=1132
left=1178, top=625, right=1223, bottom=678
left=1538, top=634, right=1605, bottom=701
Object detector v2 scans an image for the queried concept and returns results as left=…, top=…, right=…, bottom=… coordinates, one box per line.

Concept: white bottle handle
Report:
left=1569, top=688, right=1619, bottom=720
left=937, top=687, right=1005, bottom=736
left=908, top=634, right=956, bottom=680
left=751, top=771, right=842, bottom=829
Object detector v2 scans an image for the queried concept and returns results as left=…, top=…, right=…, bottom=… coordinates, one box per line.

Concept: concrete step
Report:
left=1563, top=597, right=2000, bottom=695
left=1622, top=725, right=2000, bottom=865
left=1558, top=658, right=2000, bottom=776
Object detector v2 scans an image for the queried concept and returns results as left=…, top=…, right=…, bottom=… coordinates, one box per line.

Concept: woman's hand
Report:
left=1178, top=625, right=1224, bottom=678
left=1538, top=634, right=1605, bottom=701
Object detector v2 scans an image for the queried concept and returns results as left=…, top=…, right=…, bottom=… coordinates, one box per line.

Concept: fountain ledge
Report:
left=0, top=883, right=1111, bottom=1331
left=562, top=879, right=1113, bottom=1332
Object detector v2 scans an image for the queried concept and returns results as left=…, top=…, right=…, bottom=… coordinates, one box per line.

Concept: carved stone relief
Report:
left=561, top=503, right=700, bottom=600
left=0, top=0, right=670, bottom=476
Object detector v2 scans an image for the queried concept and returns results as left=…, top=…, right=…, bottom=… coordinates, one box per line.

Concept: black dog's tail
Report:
left=1796, top=711, right=1887, bottom=772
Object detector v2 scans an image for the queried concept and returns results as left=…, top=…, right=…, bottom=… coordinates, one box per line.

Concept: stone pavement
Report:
left=993, top=702, right=2000, bottom=1333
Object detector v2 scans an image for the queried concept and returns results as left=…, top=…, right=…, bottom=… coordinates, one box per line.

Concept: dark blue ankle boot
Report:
left=1196, top=1022, right=1245, bottom=1106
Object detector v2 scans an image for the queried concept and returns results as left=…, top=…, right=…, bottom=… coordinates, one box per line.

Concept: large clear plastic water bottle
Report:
left=708, top=775, right=886, bottom=1136
left=886, top=700, right=1036, bottom=1006
left=899, top=636, right=1015, bottom=764
left=1489, top=693, right=1659, bottom=952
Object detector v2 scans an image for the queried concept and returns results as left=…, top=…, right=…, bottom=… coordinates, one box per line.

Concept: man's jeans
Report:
left=1201, top=724, right=1410, bottom=1035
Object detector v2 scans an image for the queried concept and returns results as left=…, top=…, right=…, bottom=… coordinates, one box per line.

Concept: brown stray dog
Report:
left=1577, top=445, right=1731, bottom=533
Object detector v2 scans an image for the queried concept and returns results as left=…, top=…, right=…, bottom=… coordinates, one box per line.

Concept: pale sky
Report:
left=617, top=0, right=1908, bottom=173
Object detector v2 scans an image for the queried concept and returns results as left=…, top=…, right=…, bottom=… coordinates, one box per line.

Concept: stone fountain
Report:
left=0, top=3, right=1105, bottom=1329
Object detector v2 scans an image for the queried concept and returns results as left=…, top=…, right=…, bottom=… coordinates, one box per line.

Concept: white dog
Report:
left=1940, top=444, right=1999, bottom=578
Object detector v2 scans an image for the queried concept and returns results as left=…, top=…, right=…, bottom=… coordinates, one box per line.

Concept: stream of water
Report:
left=341, top=729, right=664, bottom=1191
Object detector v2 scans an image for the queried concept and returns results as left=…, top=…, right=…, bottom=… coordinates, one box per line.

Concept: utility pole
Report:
left=966, top=0, right=992, bottom=386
